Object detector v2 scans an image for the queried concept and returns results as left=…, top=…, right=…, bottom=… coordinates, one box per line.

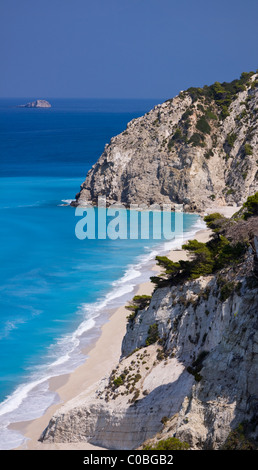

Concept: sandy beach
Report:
left=11, top=206, right=238, bottom=450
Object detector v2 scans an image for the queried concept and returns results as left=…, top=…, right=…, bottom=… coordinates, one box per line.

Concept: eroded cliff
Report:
left=73, top=72, right=258, bottom=211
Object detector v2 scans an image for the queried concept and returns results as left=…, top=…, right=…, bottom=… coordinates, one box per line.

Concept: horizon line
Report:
left=0, top=96, right=168, bottom=100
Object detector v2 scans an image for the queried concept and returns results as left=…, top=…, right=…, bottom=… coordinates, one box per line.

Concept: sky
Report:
left=0, top=0, right=257, bottom=99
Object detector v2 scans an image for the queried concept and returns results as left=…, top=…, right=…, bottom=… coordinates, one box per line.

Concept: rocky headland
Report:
left=72, top=71, right=258, bottom=211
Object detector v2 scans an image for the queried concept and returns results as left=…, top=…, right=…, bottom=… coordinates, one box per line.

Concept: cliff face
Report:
left=40, top=218, right=258, bottom=450
left=73, top=72, right=258, bottom=211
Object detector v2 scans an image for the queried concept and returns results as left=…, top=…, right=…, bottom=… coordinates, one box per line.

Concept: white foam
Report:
left=58, top=199, right=75, bottom=206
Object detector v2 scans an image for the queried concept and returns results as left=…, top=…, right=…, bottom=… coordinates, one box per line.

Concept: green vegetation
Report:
left=168, top=128, right=187, bottom=149
left=145, top=323, right=159, bottom=346
left=196, top=115, right=211, bottom=134
left=182, top=239, right=214, bottom=278
left=220, top=282, right=236, bottom=301
left=188, top=132, right=205, bottom=147
left=244, top=143, right=253, bottom=156
left=222, top=423, right=256, bottom=450
left=113, top=376, right=124, bottom=387
left=181, top=109, right=193, bottom=120
left=143, top=437, right=190, bottom=450
left=203, top=212, right=226, bottom=231
left=226, top=132, right=237, bottom=148
left=204, top=149, right=214, bottom=159
left=242, top=192, right=258, bottom=219
left=251, top=79, right=258, bottom=89
left=226, top=188, right=235, bottom=196
left=205, top=109, right=217, bottom=120
left=187, top=351, right=209, bottom=382
left=151, top=209, right=249, bottom=289
left=126, top=295, right=152, bottom=323
left=186, top=71, right=255, bottom=119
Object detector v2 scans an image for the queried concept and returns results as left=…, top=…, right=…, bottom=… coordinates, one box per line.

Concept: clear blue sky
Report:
left=0, top=0, right=257, bottom=99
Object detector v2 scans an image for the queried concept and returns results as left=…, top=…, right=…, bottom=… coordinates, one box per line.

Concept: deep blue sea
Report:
left=0, top=98, right=203, bottom=449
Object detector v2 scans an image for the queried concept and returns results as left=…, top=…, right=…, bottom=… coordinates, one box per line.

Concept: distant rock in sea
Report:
left=18, top=100, right=51, bottom=108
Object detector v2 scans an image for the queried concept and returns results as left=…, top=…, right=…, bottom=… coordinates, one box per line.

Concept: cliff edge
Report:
left=73, top=71, right=258, bottom=211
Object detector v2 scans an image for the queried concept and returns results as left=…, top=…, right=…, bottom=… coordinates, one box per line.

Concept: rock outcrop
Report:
left=72, top=72, right=258, bottom=212
left=40, top=212, right=258, bottom=450
left=18, top=100, right=51, bottom=108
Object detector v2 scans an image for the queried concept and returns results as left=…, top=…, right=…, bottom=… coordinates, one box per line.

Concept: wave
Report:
left=0, top=215, right=205, bottom=449
left=0, top=201, right=43, bottom=210
left=58, top=199, right=75, bottom=206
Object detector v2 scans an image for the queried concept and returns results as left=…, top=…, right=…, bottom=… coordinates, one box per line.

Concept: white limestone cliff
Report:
left=73, top=73, right=258, bottom=211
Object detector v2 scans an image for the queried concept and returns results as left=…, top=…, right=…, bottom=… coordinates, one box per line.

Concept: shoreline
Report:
left=9, top=206, right=237, bottom=450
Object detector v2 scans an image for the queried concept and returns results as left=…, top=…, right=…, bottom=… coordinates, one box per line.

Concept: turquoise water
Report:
left=0, top=99, right=202, bottom=449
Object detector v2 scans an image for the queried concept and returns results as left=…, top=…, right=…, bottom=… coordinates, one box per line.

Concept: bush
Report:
left=113, top=376, right=124, bottom=387
left=145, top=323, right=159, bottom=346
left=226, top=132, right=237, bottom=148
left=222, top=423, right=256, bottom=450
left=204, top=149, right=214, bottom=159
left=188, top=132, right=205, bottom=147
left=168, top=128, right=187, bottom=148
left=205, top=109, right=217, bottom=120
left=244, top=143, right=253, bottom=156
left=187, top=350, right=208, bottom=381
left=242, top=192, right=258, bottom=219
left=226, top=188, right=235, bottom=196
left=143, top=437, right=190, bottom=450
left=126, top=295, right=152, bottom=322
left=204, top=212, right=225, bottom=231
left=220, top=282, right=236, bottom=301
left=214, top=238, right=248, bottom=270
left=182, top=239, right=214, bottom=278
left=196, top=115, right=211, bottom=134
left=155, top=256, right=181, bottom=275
left=181, top=109, right=193, bottom=120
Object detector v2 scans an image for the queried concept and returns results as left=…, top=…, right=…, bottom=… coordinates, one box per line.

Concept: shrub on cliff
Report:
left=126, top=295, right=152, bottom=323
left=203, top=212, right=226, bottom=232
left=145, top=323, right=159, bottom=346
left=182, top=239, right=214, bottom=278
left=196, top=115, right=211, bottom=134
left=244, top=143, right=253, bottom=156
left=151, top=221, right=248, bottom=288
left=143, top=437, right=190, bottom=450
left=242, top=192, right=258, bottom=219
left=222, top=423, right=256, bottom=450
left=188, top=132, right=205, bottom=147
left=219, top=282, right=236, bottom=301
left=226, top=132, right=237, bottom=148
left=151, top=194, right=256, bottom=290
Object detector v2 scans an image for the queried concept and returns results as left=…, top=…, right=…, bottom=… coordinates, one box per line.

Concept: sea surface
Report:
left=0, top=98, right=203, bottom=449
